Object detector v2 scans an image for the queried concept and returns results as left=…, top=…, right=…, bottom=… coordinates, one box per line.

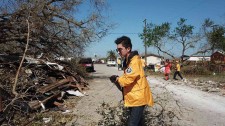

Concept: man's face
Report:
left=117, top=43, right=130, bottom=58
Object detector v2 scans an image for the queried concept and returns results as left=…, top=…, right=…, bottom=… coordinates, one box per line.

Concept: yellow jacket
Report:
left=117, top=58, right=121, bottom=64
left=118, top=53, right=154, bottom=107
left=176, top=63, right=181, bottom=71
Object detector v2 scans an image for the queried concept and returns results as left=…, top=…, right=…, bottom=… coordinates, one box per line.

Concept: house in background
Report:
left=188, top=56, right=211, bottom=62
left=141, top=53, right=163, bottom=72
left=210, top=51, right=225, bottom=72
left=211, top=51, right=225, bottom=64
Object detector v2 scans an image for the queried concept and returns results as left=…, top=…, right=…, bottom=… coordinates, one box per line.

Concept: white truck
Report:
left=106, top=59, right=116, bottom=66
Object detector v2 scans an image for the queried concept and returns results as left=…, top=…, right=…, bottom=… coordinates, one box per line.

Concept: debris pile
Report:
left=0, top=54, right=89, bottom=125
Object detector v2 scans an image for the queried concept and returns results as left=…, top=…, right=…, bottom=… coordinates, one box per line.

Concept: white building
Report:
left=188, top=56, right=211, bottom=62
left=143, top=54, right=163, bottom=65
left=142, top=54, right=163, bottom=72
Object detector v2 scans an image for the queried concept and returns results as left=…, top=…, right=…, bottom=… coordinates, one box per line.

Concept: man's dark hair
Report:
left=115, top=36, right=132, bottom=50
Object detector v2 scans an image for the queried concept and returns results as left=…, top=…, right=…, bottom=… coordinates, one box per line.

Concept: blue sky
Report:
left=84, top=0, right=225, bottom=58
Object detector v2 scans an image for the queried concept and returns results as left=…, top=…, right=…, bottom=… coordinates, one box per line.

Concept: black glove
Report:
left=109, top=75, right=119, bottom=83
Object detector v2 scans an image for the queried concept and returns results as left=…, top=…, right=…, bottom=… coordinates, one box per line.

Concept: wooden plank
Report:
left=37, top=78, right=71, bottom=94
left=28, top=91, right=61, bottom=110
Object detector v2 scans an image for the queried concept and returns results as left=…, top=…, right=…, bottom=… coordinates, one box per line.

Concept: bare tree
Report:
left=139, top=22, right=176, bottom=59
left=0, top=0, right=111, bottom=58
left=140, top=18, right=202, bottom=62
left=201, top=19, right=225, bottom=53
left=191, top=18, right=225, bottom=56
left=170, top=18, right=201, bottom=62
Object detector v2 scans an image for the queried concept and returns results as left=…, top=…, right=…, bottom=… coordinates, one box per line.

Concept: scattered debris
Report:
left=0, top=54, right=89, bottom=125
left=171, top=78, right=225, bottom=96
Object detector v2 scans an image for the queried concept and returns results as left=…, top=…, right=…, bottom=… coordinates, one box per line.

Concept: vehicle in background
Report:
left=106, top=59, right=116, bottom=67
left=78, top=58, right=94, bottom=72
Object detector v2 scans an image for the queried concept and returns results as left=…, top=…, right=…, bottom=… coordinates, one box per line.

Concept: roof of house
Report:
left=189, top=56, right=211, bottom=57
left=211, top=51, right=225, bottom=56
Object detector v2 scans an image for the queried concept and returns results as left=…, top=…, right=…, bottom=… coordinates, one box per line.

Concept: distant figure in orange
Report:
left=164, top=59, right=172, bottom=80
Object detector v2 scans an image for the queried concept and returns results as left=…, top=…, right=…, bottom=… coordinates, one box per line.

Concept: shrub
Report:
left=182, top=65, right=211, bottom=75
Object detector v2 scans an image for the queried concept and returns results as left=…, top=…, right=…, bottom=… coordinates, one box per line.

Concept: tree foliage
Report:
left=139, top=22, right=173, bottom=58
left=201, top=18, right=225, bottom=53
left=209, top=26, right=225, bottom=52
left=171, top=18, right=201, bottom=61
left=107, top=50, right=117, bottom=59
left=140, top=18, right=202, bottom=61
left=0, top=0, right=111, bottom=59
left=200, top=18, right=225, bottom=53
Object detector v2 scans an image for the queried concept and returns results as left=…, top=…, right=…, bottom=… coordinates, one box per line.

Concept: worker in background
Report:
left=117, top=57, right=122, bottom=71
left=164, top=59, right=172, bottom=80
left=141, top=57, right=147, bottom=75
left=173, top=60, right=183, bottom=80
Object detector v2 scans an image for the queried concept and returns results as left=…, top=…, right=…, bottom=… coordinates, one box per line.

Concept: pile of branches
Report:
left=0, top=54, right=89, bottom=125
left=97, top=86, right=182, bottom=126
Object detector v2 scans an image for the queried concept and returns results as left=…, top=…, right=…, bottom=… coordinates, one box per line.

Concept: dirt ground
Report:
left=65, top=64, right=225, bottom=126
left=148, top=76, right=225, bottom=126
left=65, top=64, right=123, bottom=126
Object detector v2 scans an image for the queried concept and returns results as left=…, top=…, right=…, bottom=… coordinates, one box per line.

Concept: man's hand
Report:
left=109, top=75, right=119, bottom=83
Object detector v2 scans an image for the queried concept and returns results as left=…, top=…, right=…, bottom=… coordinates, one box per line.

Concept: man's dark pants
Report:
left=173, top=71, right=183, bottom=79
left=128, top=105, right=145, bottom=126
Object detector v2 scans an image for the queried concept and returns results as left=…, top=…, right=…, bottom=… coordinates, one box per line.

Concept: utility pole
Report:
left=143, top=19, right=147, bottom=63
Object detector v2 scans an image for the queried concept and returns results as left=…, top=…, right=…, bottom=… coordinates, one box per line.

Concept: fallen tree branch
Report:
left=13, top=19, right=30, bottom=97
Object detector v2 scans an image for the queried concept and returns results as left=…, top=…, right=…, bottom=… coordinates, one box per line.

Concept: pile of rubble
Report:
left=0, top=54, right=89, bottom=124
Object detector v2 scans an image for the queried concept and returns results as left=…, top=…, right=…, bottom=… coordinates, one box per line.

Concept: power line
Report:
left=108, top=32, right=141, bottom=34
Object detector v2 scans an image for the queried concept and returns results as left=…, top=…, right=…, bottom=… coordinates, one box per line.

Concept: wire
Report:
left=108, top=32, right=141, bottom=35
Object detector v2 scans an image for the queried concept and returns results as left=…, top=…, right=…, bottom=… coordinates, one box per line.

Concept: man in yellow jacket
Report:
left=173, top=60, right=183, bottom=80
left=110, top=36, right=154, bottom=126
